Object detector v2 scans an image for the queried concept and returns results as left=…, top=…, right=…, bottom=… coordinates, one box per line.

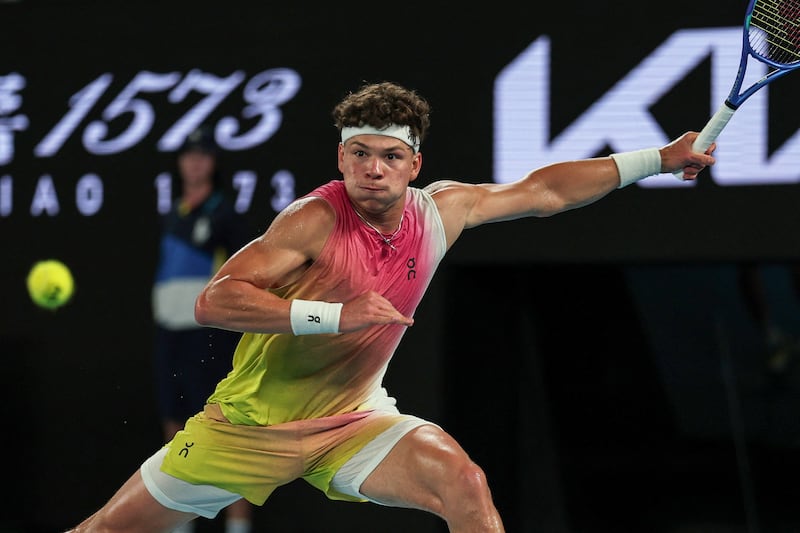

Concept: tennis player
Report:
left=68, top=81, right=715, bottom=533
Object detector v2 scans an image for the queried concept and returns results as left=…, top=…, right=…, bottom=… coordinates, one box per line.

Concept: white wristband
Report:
left=290, top=299, right=343, bottom=335
left=610, top=148, right=662, bottom=188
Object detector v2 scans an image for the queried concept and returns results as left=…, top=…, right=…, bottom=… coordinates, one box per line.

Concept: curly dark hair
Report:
left=332, top=81, right=431, bottom=148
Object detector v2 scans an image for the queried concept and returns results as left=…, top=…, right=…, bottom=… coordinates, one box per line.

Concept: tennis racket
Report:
left=675, top=0, right=800, bottom=179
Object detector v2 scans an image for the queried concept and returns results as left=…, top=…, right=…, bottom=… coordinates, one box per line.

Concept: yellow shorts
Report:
left=155, top=404, right=431, bottom=508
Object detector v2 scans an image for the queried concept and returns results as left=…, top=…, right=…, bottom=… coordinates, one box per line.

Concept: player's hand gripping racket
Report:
left=676, top=0, right=800, bottom=179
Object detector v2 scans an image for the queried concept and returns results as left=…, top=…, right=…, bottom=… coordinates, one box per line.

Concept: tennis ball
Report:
left=26, top=259, right=75, bottom=310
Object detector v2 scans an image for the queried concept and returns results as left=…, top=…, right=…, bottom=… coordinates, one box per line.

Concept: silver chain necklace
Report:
left=353, top=208, right=404, bottom=251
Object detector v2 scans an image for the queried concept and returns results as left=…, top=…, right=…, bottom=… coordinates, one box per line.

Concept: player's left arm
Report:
left=427, top=131, right=715, bottom=241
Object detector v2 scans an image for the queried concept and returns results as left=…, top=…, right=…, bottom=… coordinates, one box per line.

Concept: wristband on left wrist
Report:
left=610, top=147, right=662, bottom=188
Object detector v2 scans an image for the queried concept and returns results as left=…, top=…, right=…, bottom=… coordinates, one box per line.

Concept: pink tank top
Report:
left=208, top=180, right=447, bottom=425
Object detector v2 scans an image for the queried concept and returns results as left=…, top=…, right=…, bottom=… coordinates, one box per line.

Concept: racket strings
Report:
left=749, top=0, right=800, bottom=64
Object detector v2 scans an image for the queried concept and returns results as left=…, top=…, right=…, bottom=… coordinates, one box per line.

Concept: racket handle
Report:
left=673, top=102, right=736, bottom=180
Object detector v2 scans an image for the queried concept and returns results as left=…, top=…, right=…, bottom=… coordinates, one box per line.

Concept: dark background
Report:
left=2, top=1, right=800, bottom=532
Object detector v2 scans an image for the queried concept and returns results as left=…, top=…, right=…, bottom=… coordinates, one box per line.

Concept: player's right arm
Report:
left=195, top=196, right=413, bottom=335
left=194, top=196, right=330, bottom=334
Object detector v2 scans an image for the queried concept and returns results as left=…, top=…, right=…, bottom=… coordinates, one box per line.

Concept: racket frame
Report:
left=675, top=0, right=800, bottom=176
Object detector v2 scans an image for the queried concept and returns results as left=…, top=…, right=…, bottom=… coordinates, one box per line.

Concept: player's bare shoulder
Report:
left=424, top=179, right=484, bottom=214
left=423, top=179, right=484, bottom=245
left=265, top=195, right=336, bottom=258
left=424, top=179, right=465, bottom=196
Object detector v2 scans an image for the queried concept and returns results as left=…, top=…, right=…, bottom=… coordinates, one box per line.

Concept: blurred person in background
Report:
left=151, top=126, right=254, bottom=533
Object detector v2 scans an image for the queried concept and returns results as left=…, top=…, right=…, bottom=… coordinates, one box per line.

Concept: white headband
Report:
left=341, top=124, right=420, bottom=153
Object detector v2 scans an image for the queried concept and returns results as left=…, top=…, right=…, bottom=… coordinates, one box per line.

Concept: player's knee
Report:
left=434, top=459, right=498, bottom=527
left=433, top=456, right=492, bottom=513
left=408, top=426, right=495, bottom=511
left=453, top=460, right=492, bottom=501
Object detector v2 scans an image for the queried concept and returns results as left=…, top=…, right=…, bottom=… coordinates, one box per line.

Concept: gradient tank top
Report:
left=207, top=180, right=447, bottom=426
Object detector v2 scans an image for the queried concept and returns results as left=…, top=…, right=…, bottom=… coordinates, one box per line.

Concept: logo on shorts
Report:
left=178, top=441, right=195, bottom=458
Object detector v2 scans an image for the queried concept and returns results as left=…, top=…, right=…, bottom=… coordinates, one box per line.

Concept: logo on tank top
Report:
left=406, top=257, right=416, bottom=281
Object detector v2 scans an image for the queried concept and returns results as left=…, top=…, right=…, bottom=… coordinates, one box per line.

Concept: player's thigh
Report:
left=79, top=469, right=194, bottom=532
left=359, top=424, right=475, bottom=511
